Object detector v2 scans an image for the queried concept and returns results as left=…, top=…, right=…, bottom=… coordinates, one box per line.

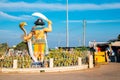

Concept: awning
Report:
left=111, top=41, right=120, bottom=46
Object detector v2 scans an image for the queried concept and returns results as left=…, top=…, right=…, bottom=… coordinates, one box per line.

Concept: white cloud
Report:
left=0, top=30, right=20, bottom=39
left=0, top=11, right=32, bottom=20
left=67, top=20, right=82, bottom=23
left=69, top=3, right=120, bottom=10
left=0, top=29, right=11, bottom=33
left=0, top=29, right=21, bottom=46
left=64, top=20, right=120, bottom=23
left=0, top=2, right=65, bottom=11
left=0, top=2, right=120, bottom=11
left=87, top=20, right=120, bottom=23
left=0, top=0, right=8, bottom=2
left=0, top=11, right=22, bottom=20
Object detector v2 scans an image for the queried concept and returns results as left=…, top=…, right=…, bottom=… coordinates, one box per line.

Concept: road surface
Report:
left=0, top=63, right=120, bottom=80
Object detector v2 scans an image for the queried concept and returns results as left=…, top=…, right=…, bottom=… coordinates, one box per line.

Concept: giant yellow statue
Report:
left=20, top=18, right=52, bottom=66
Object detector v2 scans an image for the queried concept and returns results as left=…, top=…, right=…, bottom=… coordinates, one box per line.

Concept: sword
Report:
left=32, top=12, right=49, bottom=21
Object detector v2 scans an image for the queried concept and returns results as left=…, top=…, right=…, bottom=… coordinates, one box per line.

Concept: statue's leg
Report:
left=33, top=44, right=39, bottom=60
left=38, top=43, right=45, bottom=63
left=37, top=43, right=45, bottom=67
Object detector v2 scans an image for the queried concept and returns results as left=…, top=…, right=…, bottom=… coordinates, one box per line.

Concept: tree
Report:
left=108, top=34, right=120, bottom=43
left=0, top=43, right=8, bottom=55
left=0, top=43, right=8, bottom=51
left=15, top=41, right=28, bottom=50
left=117, top=34, right=120, bottom=41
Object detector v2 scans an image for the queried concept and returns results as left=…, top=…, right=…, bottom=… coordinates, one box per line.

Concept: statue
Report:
left=19, top=12, right=52, bottom=66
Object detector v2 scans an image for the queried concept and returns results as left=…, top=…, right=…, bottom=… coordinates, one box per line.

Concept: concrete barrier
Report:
left=1, top=56, right=92, bottom=73
left=1, top=65, right=88, bottom=73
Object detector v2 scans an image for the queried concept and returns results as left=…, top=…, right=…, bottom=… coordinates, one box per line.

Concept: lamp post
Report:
left=66, top=0, right=69, bottom=47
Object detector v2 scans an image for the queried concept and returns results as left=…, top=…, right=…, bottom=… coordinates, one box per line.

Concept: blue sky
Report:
left=0, top=0, right=120, bottom=48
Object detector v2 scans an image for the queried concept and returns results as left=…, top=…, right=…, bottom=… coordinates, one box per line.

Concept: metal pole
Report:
left=66, top=0, right=69, bottom=47
left=83, top=20, right=86, bottom=46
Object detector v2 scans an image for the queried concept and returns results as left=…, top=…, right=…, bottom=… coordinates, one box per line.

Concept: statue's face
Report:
left=36, top=25, right=44, bottom=29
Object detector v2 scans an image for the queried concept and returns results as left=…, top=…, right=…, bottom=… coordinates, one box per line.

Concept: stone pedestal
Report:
left=89, top=55, right=94, bottom=68
left=78, top=57, right=82, bottom=66
left=49, top=58, right=53, bottom=68
left=13, top=60, right=17, bottom=69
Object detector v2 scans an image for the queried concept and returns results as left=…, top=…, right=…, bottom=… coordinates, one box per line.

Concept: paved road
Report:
left=0, top=63, right=120, bottom=80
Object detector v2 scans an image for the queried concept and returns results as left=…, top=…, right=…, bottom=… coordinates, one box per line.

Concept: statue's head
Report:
left=34, top=18, right=45, bottom=26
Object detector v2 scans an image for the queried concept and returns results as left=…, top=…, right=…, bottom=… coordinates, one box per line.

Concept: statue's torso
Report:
left=32, top=26, right=46, bottom=44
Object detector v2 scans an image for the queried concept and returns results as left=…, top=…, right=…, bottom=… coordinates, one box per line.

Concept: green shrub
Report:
left=45, top=48, right=88, bottom=67
left=0, top=48, right=88, bottom=68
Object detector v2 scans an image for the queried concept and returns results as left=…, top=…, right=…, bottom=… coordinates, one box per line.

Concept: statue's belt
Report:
left=32, top=39, right=46, bottom=44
